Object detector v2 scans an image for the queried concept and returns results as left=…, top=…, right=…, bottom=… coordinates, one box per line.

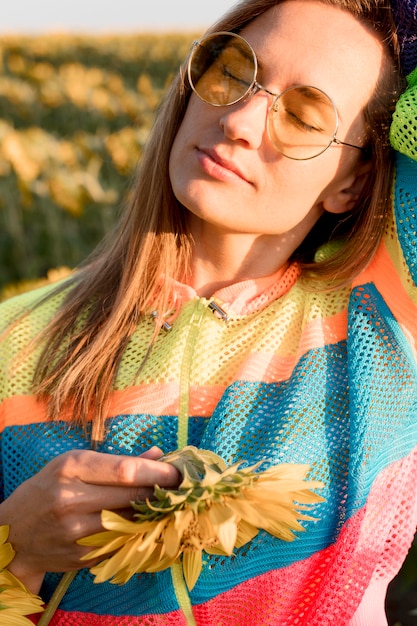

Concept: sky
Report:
left=0, top=1, right=239, bottom=33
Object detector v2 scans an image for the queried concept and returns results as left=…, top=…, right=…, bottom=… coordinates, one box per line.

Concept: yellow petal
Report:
left=217, top=518, right=238, bottom=555
left=90, top=537, right=142, bottom=582
left=132, top=543, right=168, bottom=572
left=261, top=520, right=299, bottom=541
left=241, top=493, right=314, bottom=522
left=226, top=499, right=268, bottom=528
left=163, top=517, right=182, bottom=558
left=0, top=540, right=15, bottom=569
left=182, top=550, right=203, bottom=591
left=0, top=569, right=28, bottom=590
left=136, top=519, right=167, bottom=554
left=101, top=510, right=155, bottom=534
left=134, top=542, right=175, bottom=575
left=207, top=502, right=236, bottom=528
left=235, top=519, right=259, bottom=547
left=109, top=544, right=166, bottom=584
left=260, top=463, right=311, bottom=481
left=79, top=530, right=133, bottom=559
left=105, top=568, right=132, bottom=585
left=254, top=485, right=324, bottom=506
left=0, top=525, right=10, bottom=545
left=131, top=534, right=161, bottom=568
left=196, top=509, right=217, bottom=543
left=143, top=548, right=176, bottom=573
left=0, top=592, right=44, bottom=613
left=173, top=508, right=194, bottom=536
left=204, top=544, right=229, bottom=556
left=205, top=503, right=238, bottom=554
left=88, top=560, right=109, bottom=582
left=78, top=529, right=125, bottom=548
left=0, top=613, right=40, bottom=626
left=257, top=466, right=324, bottom=493
left=80, top=534, right=133, bottom=561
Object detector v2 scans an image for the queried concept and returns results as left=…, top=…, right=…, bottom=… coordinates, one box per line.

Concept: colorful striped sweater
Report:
left=1, top=152, right=417, bottom=625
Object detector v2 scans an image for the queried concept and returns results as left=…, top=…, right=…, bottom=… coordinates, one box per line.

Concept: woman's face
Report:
left=169, top=0, right=384, bottom=243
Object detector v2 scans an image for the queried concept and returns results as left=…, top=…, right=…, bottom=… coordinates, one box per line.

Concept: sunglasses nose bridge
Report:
left=242, top=81, right=276, bottom=105
left=241, top=81, right=260, bottom=103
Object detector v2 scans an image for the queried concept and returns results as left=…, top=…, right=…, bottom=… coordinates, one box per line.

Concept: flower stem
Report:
left=37, top=571, right=77, bottom=626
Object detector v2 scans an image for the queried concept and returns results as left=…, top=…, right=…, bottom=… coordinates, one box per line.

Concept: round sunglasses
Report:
left=187, top=31, right=367, bottom=161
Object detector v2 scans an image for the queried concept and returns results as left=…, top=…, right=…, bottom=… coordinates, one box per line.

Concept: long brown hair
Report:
left=32, top=0, right=404, bottom=441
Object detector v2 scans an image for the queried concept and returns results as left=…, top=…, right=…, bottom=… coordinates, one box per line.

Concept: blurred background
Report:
left=0, top=1, right=415, bottom=623
left=0, top=0, right=236, bottom=297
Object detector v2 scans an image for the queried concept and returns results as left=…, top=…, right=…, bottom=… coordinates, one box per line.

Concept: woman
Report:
left=0, top=0, right=416, bottom=624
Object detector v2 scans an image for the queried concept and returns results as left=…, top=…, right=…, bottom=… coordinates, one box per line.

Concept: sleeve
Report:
left=389, top=63, right=417, bottom=289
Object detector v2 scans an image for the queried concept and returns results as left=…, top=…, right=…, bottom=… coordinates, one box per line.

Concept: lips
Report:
left=198, top=147, right=253, bottom=185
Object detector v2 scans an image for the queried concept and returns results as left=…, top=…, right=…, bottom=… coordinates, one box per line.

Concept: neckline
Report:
left=169, top=262, right=301, bottom=318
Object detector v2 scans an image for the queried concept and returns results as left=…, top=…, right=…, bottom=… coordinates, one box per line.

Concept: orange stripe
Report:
left=0, top=385, right=225, bottom=428
left=1, top=311, right=348, bottom=431
left=354, top=240, right=417, bottom=347
left=298, top=309, right=347, bottom=353
left=0, top=395, right=50, bottom=430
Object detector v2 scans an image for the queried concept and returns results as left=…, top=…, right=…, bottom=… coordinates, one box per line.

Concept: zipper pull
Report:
left=208, top=301, right=229, bottom=322
left=151, top=311, right=173, bottom=332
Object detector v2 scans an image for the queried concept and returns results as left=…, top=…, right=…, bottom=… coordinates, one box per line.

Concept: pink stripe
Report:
left=41, top=608, right=188, bottom=625
left=30, top=447, right=417, bottom=624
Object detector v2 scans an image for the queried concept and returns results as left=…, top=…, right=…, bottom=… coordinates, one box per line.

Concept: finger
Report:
left=50, top=449, right=180, bottom=488
left=72, top=484, right=158, bottom=514
left=139, top=446, right=165, bottom=460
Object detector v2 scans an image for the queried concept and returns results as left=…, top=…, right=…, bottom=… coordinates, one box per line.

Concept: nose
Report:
left=219, top=90, right=270, bottom=150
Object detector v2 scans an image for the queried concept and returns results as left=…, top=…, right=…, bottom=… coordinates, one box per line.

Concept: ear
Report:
left=322, top=162, right=371, bottom=215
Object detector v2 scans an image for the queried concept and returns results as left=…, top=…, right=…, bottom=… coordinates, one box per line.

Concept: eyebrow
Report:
left=297, top=86, right=331, bottom=104
left=300, top=86, right=345, bottom=124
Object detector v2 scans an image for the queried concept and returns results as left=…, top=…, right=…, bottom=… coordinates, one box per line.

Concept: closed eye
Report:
left=222, top=65, right=252, bottom=90
left=285, top=109, right=324, bottom=133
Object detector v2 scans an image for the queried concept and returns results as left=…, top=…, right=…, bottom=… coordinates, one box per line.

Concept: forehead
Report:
left=240, top=0, right=384, bottom=110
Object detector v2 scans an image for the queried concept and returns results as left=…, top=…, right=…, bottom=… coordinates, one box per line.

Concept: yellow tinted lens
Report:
left=268, top=86, right=337, bottom=159
left=189, top=33, right=256, bottom=106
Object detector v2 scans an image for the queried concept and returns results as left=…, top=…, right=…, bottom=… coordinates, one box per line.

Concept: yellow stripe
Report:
left=172, top=302, right=208, bottom=623
left=177, top=300, right=206, bottom=448
left=171, top=563, right=197, bottom=626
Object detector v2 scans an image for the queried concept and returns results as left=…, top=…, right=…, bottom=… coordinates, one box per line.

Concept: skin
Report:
left=2, top=448, right=180, bottom=593
left=0, top=0, right=385, bottom=596
left=169, top=0, right=384, bottom=296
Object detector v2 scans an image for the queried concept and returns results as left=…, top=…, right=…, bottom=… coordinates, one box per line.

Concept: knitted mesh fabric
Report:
left=390, top=66, right=417, bottom=160
left=2, top=220, right=417, bottom=626
left=390, top=0, right=417, bottom=159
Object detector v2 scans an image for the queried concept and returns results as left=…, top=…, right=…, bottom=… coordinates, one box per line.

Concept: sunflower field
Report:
left=0, top=31, right=195, bottom=297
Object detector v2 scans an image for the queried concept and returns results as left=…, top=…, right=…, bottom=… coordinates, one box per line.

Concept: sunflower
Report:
left=0, top=525, right=45, bottom=625
left=80, top=447, right=324, bottom=591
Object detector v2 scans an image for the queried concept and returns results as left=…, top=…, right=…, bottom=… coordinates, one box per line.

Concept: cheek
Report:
left=171, top=97, right=205, bottom=150
left=170, top=118, right=187, bottom=163
left=265, top=159, right=335, bottom=200
left=169, top=124, right=189, bottom=194
left=169, top=103, right=201, bottom=183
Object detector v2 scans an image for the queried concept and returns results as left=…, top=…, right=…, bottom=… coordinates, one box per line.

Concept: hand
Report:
left=0, top=447, right=180, bottom=593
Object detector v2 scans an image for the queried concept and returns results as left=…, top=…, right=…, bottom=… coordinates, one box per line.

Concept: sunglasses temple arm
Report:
left=333, top=137, right=367, bottom=152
